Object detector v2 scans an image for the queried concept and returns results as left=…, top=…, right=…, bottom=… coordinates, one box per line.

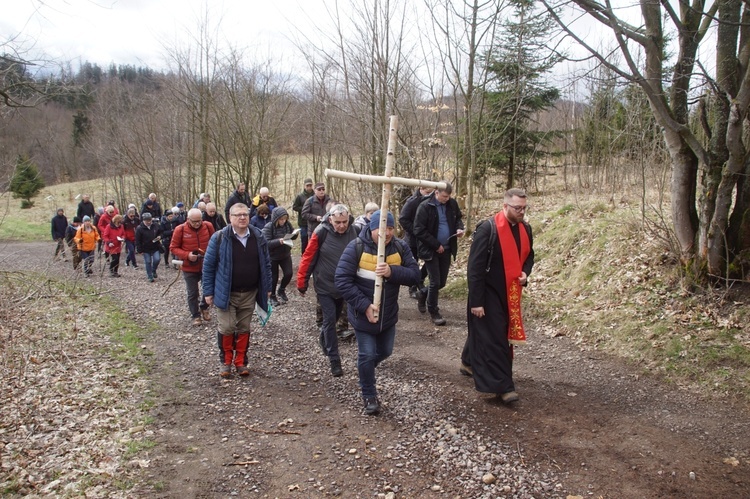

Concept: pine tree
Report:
left=9, top=155, right=45, bottom=208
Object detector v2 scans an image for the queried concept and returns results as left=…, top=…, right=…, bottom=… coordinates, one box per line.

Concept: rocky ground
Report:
left=2, top=241, right=749, bottom=498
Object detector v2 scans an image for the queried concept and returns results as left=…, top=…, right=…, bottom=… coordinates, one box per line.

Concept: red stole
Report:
left=494, top=211, right=530, bottom=345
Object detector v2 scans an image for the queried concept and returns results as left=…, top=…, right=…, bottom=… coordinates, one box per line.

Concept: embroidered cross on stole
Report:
left=494, top=211, right=530, bottom=345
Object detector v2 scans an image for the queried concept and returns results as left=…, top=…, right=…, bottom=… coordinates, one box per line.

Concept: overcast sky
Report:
left=3, top=0, right=327, bottom=72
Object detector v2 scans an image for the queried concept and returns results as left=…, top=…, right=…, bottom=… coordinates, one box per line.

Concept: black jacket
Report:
left=135, top=221, right=163, bottom=253
left=398, top=189, right=429, bottom=250
left=413, top=194, right=464, bottom=260
left=262, top=207, right=295, bottom=261
left=224, top=190, right=251, bottom=220
left=77, top=201, right=96, bottom=220
left=51, top=214, right=68, bottom=240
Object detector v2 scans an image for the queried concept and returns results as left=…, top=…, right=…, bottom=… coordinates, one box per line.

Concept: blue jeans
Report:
left=142, top=250, right=160, bottom=279
left=317, top=294, right=343, bottom=361
left=80, top=250, right=95, bottom=275
left=355, top=325, right=396, bottom=399
left=124, top=240, right=137, bottom=266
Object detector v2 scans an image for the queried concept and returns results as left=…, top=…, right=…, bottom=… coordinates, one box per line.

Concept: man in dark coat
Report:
left=334, top=210, right=420, bottom=415
left=460, top=188, right=534, bottom=404
left=292, top=178, right=314, bottom=254
left=398, top=186, right=434, bottom=298
left=413, top=182, right=465, bottom=326
left=297, top=204, right=357, bottom=377
left=301, top=182, right=330, bottom=234
left=77, top=194, right=96, bottom=220
left=51, top=208, right=69, bottom=261
left=224, top=182, right=251, bottom=220
left=141, top=193, right=163, bottom=219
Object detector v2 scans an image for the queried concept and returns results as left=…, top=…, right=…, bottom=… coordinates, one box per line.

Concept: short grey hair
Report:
left=364, top=202, right=379, bottom=215
left=328, top=204, right=349, bottom=217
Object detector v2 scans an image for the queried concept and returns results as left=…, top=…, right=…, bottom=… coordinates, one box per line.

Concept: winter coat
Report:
left=75, top=226, right=100, bottom=252
left=334, top=228, right=420, bottom=334
left=169, top=221, right=215, bottom=273
left=250, top=214, right=269, bottom=230
left=122, top=214, right=140, bottom=242
left=297, top=220, right=357, bottom=298
left=103, top=222, right=126, bottom=254
left=51, top=214, right=68, bottom=240
left=224, top=190, right=251, bottom=220
left=250, top=195, right=277, bottom=216
left=262, top=207, right=294, bottom=261
left=97, top=212, right=113, bottom=235
left=413, top=194, right=464, bottom=261
left=292, top=189, right=314, bottom=228
left=202, top=225, right=272, bottom=312
left=160, top=215, right=180, bottom=244
left=77, top=200, right=96, bottom=220
left=135, top=221, right=163, bottom=254
left=203, top=212, right=227, bottom=232
left=301, top=194, right=330, bottom=234
left=141, top=200, right=163, bottom=219
left=398, top=189, right=430, bottom=250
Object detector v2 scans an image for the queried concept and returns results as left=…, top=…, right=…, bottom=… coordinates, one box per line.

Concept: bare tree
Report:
left=542, top=0, right=750, bottom=282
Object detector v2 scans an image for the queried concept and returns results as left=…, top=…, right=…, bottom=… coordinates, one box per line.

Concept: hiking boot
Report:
left=459, top=363, right=473, bottom=377
left=363, top=397, right=380, bottom=415
left=192, top=316, right=202, bottom=326
left=269, top=295, right=280, bottom=307
left=277, top=289, right=289, bottom=303
left=153, top=271, right=158, bottom=279
left=430, top=311, right=446, bottom=326
left=202, top=309, right=211, bottom=321
left=236, top=365, right=250, bottom=377
left=220, top=364, right=232, bottom=378
left=417, top=289, right=427, bottom=313
left=500, top=391, right=519, bottom=404
left=337, top=329, right=355, bottom=341
left=409, top=285, right=419, bottom=299
left=330, top=359, right=343, bottom=377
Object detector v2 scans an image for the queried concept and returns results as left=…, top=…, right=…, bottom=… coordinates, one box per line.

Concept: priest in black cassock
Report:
left=460, top=188, right=534, bottom=404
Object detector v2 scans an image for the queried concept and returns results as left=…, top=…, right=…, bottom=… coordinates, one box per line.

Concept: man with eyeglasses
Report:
left=413, top=182, right=465, bottom=326
left=170, top=208, right=216, bottom=326
left=297, top=204, right=357, bottom=377
left=203, top=203, right=272, bottom=378
left=460, top=188, right=534, bottom=405
left=301, top=182, right=330, bottom=234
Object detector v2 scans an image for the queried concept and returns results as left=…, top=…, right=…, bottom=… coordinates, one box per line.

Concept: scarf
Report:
left=495, top=211, right=530, bottom=345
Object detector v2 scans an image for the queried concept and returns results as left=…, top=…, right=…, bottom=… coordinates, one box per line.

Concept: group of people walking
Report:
left=51, top=182, right=534, bottom=415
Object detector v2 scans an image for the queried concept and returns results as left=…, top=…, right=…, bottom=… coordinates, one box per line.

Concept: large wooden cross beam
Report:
left=325, top=115, right=446, bottom=319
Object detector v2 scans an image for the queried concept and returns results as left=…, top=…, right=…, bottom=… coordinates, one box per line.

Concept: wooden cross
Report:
left=325, top=115, right=446, bottom=320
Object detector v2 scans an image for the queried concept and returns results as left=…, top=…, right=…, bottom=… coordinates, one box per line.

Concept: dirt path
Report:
left=5, top=242, right=749, bottom=498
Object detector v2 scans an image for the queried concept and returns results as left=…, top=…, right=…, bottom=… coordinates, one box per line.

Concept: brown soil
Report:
left=3, top=242, right=749, bottom=498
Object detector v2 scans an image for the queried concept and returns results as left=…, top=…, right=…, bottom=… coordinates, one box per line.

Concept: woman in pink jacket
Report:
left=103, top=214, right=126, bottom=277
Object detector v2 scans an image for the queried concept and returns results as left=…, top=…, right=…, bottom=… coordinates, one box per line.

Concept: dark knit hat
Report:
left=369, top=210, right=395, bottom=230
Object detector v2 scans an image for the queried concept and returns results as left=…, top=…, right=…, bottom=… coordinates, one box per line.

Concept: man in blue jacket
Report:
left=203, top=203, right=272, bottom=378
left=334, top=210, right=420, bottom=415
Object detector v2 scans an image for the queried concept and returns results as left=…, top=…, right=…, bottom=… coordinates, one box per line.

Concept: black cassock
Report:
left=461, top=218, right=534, bottom=394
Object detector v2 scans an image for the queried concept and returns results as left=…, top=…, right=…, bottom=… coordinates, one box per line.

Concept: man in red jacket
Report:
left=170, top=208, right=215, bottom=326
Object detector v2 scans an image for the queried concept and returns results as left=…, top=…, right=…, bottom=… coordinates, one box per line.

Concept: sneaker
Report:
left=417, top=289, right=427, bottom=313
left=269, top=296, right=280, bottom=307
left=409, top=285, right=419, bottom=299
left=363, top=397, right=380, bottom=415
left=201, top=309, right=211, bottom=321
left=430, top=311, right=446, bottom=326
left=277, top=290, right=289, bottom=303
left=220, top=364, right=232, bottom=378
left=500, top=391, right=519, bottom=404
left=459, top=363, right=473, bottom=377
left=192, top=316, right=202, bottom=326
left=330, top=359, right=343, bottom=377
left=148, top=277, right=154, bottom=283
left=153, top=271, right=158, bottom=279
left=237, top=365, right=250, bottom=377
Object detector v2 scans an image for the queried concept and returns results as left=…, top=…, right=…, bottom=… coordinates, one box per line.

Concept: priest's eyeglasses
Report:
left=507, top=204, right=527, bottom=212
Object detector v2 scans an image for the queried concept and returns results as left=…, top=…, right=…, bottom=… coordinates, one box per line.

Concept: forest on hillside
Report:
left=2, top=0, right=749, bottom=282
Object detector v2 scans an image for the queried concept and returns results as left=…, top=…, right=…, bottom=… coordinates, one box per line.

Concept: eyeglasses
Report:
left=230, top=213, right=250, bottom=218
left=315, top=187, right=325, bottom=191
left=506, top=204, right=527, bottom=212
